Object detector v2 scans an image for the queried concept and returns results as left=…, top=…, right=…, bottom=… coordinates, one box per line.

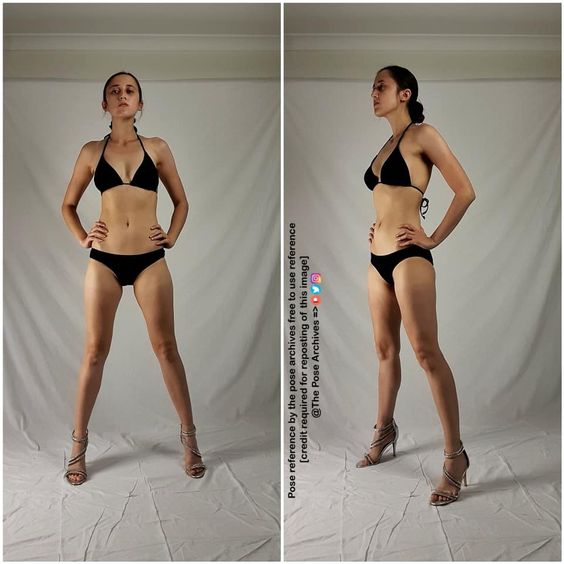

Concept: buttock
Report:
left=89, top=247, right=165, bottom=286
left=370, top=244, right=433, bottom=286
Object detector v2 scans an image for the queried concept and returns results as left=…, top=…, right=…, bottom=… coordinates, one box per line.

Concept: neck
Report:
left=387, top=113, right=412, bottom=138
left=109, top=118, right=137, bottom=143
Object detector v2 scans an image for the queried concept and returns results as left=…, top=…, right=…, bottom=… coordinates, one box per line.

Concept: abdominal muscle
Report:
left=91, top=186, right=160, bottom=254
left=369, top=185, right=424, bottom=255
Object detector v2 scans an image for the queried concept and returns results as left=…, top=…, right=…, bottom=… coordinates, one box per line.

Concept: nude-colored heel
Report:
left=429, top=440, right=470, bottom=506
left=64, top=429, right=89, bottom=486
left=356, top=418, right=399, bottom=468
left=180, top=424, right=206, bottom=479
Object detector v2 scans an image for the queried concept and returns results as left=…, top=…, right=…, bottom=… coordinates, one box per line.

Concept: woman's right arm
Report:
left=61, top=142, right=106, bottom=247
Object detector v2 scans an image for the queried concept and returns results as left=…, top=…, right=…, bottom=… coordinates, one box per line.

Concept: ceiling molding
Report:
left=285, top=33, right=560, bottom=52
left=4, top=33, right=279, bottom=52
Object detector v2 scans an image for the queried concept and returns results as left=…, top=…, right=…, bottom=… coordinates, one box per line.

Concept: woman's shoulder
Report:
left=411, top=122, right=448, bottom=149
left=412, top=121, right=438, bottom=135
left=78, top=139, right=104, bottom=163
left=82, top=136, right=108, bottom=154
left=139, top=135, right=169, bottom=152
left=139, top=136, right=169, bottom=165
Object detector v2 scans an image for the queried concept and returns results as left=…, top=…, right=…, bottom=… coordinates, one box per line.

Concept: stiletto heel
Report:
left=429, top=440, right=470, bottom=506
left=180, top=424, right=206, bottom=479
left=356, top=419, right=398, bottom=468
left=64, top=429, right=89, bottom=486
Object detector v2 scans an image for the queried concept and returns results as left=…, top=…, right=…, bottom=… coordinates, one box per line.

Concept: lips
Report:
left=119, top=103, right=128, bottom=107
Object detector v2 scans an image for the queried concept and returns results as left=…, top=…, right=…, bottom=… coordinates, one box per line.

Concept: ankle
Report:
left=444, top=439, right=463, bottom=455
left=375, top=418, right=394, bottom=429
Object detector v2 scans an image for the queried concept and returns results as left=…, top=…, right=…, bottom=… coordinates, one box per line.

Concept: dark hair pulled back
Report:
left=102, top=70, right=143, bottom=132
left=378, top=65, right=425, bottom=123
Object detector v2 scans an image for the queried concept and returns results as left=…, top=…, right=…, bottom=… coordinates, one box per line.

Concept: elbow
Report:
left=61, top=202, right=75, bottom=215
left=460, top=187, right=476, bottom=204
left=174, top=199, right=189, bottom=211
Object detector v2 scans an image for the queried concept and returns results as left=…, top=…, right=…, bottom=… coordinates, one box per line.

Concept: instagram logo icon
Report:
left=311, top=273, right=322, bottom=284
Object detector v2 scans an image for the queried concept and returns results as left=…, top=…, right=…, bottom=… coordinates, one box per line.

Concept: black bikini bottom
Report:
left=90, top=247, right=165, bottom=286
left=370, top=244, right=433, bottom=286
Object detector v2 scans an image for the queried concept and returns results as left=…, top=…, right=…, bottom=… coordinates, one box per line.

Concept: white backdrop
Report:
left=284, top=78, right=561, bottom=561
left=4, top=78, right=280, bottom=561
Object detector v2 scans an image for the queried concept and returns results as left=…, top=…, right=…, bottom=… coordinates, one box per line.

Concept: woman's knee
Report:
left=374, top=339, right=400, bottom=361
left=83, top=342, right=111, bottom=366
left=152, top=337, right=179, bottom=362
left=412, top=342, right=443, bottom=372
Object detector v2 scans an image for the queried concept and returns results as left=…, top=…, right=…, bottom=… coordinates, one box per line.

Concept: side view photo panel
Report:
left=284, top=3, right=560, bottom=561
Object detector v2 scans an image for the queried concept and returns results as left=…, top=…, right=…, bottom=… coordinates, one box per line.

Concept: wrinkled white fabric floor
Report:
left=4, top=414, right=280, bottom=561
left=285, top=411, right=560, bottom=561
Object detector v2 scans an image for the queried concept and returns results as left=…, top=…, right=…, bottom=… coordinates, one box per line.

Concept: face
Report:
left=103, top=74, right=142, bottom=117
left=371, top=71, right=410, bottom=115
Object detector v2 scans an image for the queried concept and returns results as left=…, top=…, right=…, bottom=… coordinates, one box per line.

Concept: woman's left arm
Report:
left=419, top=125, right=476, bottom=248
left=152, top=137, right=189, bottom=248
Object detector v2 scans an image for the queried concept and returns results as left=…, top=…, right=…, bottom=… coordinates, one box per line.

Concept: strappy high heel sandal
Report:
left=64, top=429, right=89, bottom=486
left=356, top=418, right=399, bottom=468
left=429, top=440, right=470, bottom=506
left=180, top=424, right=206, bottom=479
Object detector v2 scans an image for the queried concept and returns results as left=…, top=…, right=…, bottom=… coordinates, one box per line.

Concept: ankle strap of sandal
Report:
left=373, top=419, right=395, bottom=432
left=179, top=425, right=202, bottom=458
left=370, top=419, right=396, bottom=447
left=71, top=429, right=88, bottom=443
left=443, top=440, right=464, bottom=458
left=180, top=424, right=196, bottom=437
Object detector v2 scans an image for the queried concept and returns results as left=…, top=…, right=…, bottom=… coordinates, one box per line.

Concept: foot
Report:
left=180, top=424, right=206, bottom=478
left=65, top=430, right=88, bottom=485
left=430, top=442, right=469, bottom=504
left=356, top=419, right=397, bottom=468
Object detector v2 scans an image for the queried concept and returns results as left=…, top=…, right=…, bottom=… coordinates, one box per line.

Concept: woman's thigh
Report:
left=84, top=259, right=123, bottom=351
left=132, top=258, right=175, bottom=344
left=392, top=257, right=438, bottom=352
left=367, top=265, right=402, bottom=358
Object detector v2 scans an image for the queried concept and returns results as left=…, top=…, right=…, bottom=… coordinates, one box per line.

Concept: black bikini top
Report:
left=364, top=121, right=429, bottom=219
left=94, top=133, right=159, bottom=193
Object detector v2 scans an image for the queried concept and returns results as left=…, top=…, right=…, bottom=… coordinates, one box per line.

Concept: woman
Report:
left=61, top=71, right=205, bottom=485
left=356, top=65, right=476, bottom=506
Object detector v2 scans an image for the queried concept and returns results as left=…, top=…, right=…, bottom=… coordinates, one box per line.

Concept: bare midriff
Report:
left=369, top=184, right=425, bottom=255
left=91, top=186, right=159, bottom=254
